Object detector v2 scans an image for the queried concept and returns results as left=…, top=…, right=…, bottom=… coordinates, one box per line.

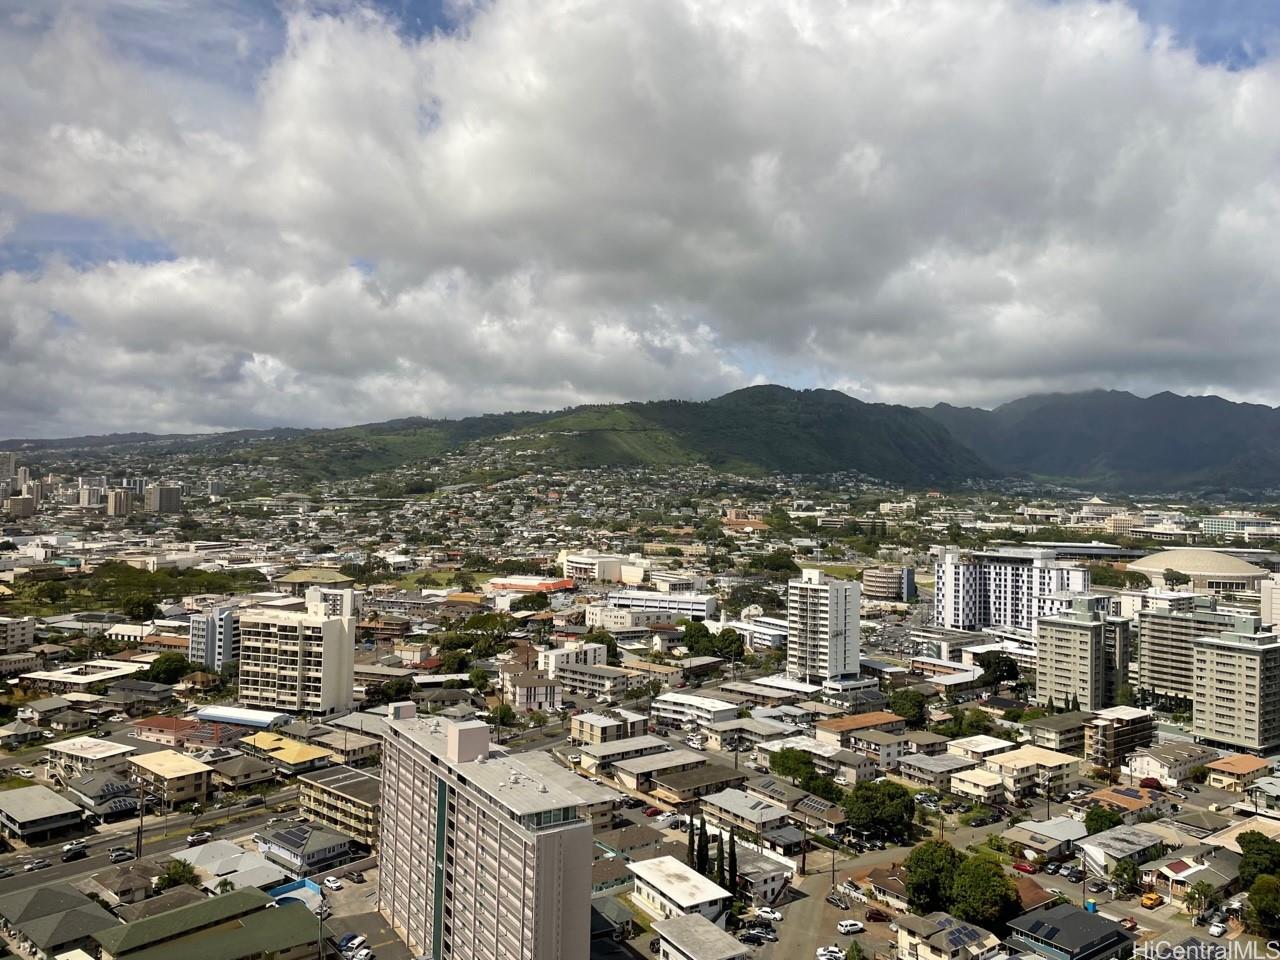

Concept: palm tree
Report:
left=216, top=878, right=235, bottom=895
left=1186, top=880, right=1219, bottom=916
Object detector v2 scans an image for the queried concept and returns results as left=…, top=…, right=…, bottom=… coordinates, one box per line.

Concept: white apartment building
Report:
left=786, top=568, right=859, bottom=683
left=648, top=571, right=702, bottom=593
left=380, top=705, right=596, bottom=960
left=1035, top=595, right=1132, bottom=711
left=607, top=590, right=717, bottom=622
left=553, top=662, right=634, bottom=702
left=562, top=552, right=627, bottom=582
left=187, top=605, right=239, bottom=672
left=650, top=692, right=739, bottom=730
left=1191, top=626, right=1280, bottom=755
left=585, top=605, right=678, bottom=632
left=536, top=641, right=607, bottom=678
left=0, top=616, right=35, bottom=654
left=933, top=546, right=1090, bottom=633
left=238, top=589, right=356, bottom=717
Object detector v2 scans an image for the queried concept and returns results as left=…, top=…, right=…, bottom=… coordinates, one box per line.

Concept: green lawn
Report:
left=396, top=570, right=497, bottom=589
left=0, top=776, right=35, bottom=791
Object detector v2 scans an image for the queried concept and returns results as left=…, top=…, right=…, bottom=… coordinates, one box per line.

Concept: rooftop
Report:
left=47, top=736, right=136, bottom=761
left=1207, top=754, right=1271, bottom=775
left=297, top=764, right=381, bottom=805
left=628, top=855, right=732, bottom=907
left=985, top=745, right=1078, bottom=769
left=0, top=784, right=83, bottom=822
left=613, top=749, right=706, bottom=776
left=652, top=914, right=747, bottom=960
left=1128, top=548, right=1266, bottom=577
left=814, top=711, right=904, bottom=733
left=130, top=749, right=214, bottom=779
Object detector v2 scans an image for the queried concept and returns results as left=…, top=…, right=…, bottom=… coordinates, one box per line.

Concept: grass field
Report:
left=0, top=776, right=35, bottom=791
left=395, top=570, right=498, bottom=589
left=812, top=563, right=863, bottom=580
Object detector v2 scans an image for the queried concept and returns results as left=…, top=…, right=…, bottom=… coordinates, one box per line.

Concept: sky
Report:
left=2, top=0, right=1280, bottom=438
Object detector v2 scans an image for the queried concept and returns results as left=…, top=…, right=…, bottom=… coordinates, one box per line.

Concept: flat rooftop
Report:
left=387, top=713, right=599, bottom=817
left=628, top=856, right=731, bottom=907
left=580, top=735, right=669, bottom=760
left=614, top=749, right=706, bottom=776
left=297, top=765, right=381, bottom=805
left=48, top=736, right=136, bottom=761
left=652, top=914, right=747, bottom=960
left=129, top=749, right=214, bottom=778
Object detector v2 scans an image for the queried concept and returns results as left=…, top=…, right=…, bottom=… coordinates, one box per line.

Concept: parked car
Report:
left=109, top=848, right=134, bottom=863
left=241, top=795, right=264, bottom=808
left=817, top=947, right=845, bottom=960
left=739, top=932, right=767, bottom=946
left=61, top=847, right=87, bottom=863
left=14, top=768, right=34, bottom=778
left=0, top=868, right=11, bottom=879
left=348, top=871, right=366, bottom=884
left=568, top=754, right=581, bottom=764
left=1043, top=862, right=1060, bottom=875
left=23, top=859, right=50, bottom=872
left=837, top=920, right=865, bottom=934
left=1209, top=922, right=1227, bottom=938
left=1120, top=917, right=1139, bottom=932
left=1013, top=862, right=1039, bottom=874
left=642, top=806, right=661, bottom=817
left=1141, top=892, right=1164, bottom=909
left=1088, top=879, right=1109, bottom=894
left=323, top=876, right=344, bottom=891
left=1139, top=777, right=1164, bottom=790
left=865, top=908, right=894, bottom=923
left=62, top=839, right=87, bottom=852
left=825, top=894, right=850, bottom=909
left=1064, top=869, right=1085, bottom=883
left=748, top=927, right=778, bottom=942
left=352, top=949, right=375, bottom=960
left=342, top=935, right=368, bottom=955
left=336, top=933, right=361, bottom=952
left=756, top=907, right=783, bottom=922
left=186, top=831, right=213, bottom=846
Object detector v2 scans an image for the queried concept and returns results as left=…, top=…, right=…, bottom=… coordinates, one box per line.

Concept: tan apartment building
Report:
left=1036, top=596, right=1132, bottom=711
left=299, top=765, right=381, bottom=848
left=1137, top=594, right=1254, bottom=713
left=1192, top=627, right=1280, bottom=755
left=983, top=745, right=1079, bottom=803
left=814, top=711, right=906, bottom=748
left=1205, top=754, right=1272, bottom=792
left=379, top=704, right=597, bottom=960
left=238, top=590, right=356, bottom=717
left=1084, top=707, right=1155, bottom=774
left=570, top=709, right=647, bottom=746
left=128, top=750, right=213, bottom=812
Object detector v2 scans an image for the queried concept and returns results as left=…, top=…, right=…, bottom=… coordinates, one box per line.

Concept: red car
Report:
left=1139, top=777, right=1164, bottom=790
left=1012, top=862, right=1039, bottom=875
left=643, top=806, right=662, bottom=817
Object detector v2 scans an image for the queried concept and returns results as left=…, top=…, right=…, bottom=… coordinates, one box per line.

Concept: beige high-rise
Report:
left=1036, top=595, right=1131, bottom=711
left=379, top=705, right=594, bottom=960
left=1191, top=627, right=1280, bottom=754
left=1137, top=594, right=1254, bottom=712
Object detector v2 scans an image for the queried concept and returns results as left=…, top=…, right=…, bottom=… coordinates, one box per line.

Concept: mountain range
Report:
left=6, top=386, right=1280, bottom=491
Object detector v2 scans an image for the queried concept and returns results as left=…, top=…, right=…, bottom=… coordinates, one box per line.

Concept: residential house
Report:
left=628, top=857, right=732, bottom=928
left=1126, top=743, right=1219, bottom=787
left=1075, top=824, right=1166, bottom=877
left=1006, top=903, right=1136, bottom=960
left=896, top=912, right=1001, bottom=960
left=1205, top=755, right=1272, bottom=792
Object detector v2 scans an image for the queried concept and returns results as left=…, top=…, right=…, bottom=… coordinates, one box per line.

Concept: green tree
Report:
left=843, top=780, right=913, bottom=840
left=770, top=747, right=816, bottom=785
left=1084, top=805, right=1124, bottom=835
left=450, top=570, right=477, bottom=591
left=363, top=676, right=416, bottom=707
left=1248, top=875, right=1280, bottom=937
left=728, top=830, right=738, bottom=897
left=490, top=703, right=517, bottom=743
left=528, top=710, right=548, bottom=731
left=146, top=653, right=192, bottom=685
left=975, top=652, right=1018, bottom=691
left=697, top=820, right=710, bottom=875
left=1115, top=684, right=1135, bottom=707
left=1111, top=858, right=1139, bottom=896
left=469, top=668, right=491, bottom=694
left=904, top=840, right=963, bottom=913
left=845, top=943, right=866, bottom=960
left=1185, top=880, right=1221, bottom=917
left=510, top=591, right=550, bottom=612
left=687, top=820, right=696, bottom=868
left=716, top=836, right=726, bottom=888
left=216, top=877, right=235, bottom=895
left=889, top=689, right=928, bottom=729
left=155, top=859, right=200, bottom=891
left=950, top=855, right=1020, bottom=930
left=123, top=594, right=160, bottom=621
left=1238, top=831, right=1280, bottom=889
left=1189, top=765, right=1210, bottom=784
left=1069, top=693, right=1081, bottom=712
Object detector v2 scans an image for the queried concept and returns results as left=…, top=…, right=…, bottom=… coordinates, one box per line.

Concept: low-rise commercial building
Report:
left=0, top=785, right=83, bottom=840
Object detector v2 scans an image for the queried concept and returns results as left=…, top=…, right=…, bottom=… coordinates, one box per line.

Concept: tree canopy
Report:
left=888, top=689, right=928, bottom=729
left=1084, top=805, right=1125, bottom=836
left=950, top=855, right=1020, bottom=930
left=905, top=840, right=964, bottom=914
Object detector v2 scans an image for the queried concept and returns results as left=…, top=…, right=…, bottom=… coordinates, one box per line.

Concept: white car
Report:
left=756, top=907, right=783, bottom=922
left=568, top=754, right=581, bottom=764
left=833, top=776, right=849, bottom=786
left=838, top=920, right=865, bottom=935
left=322, top=876, right=343, bottom=891
left=14, top=768, right=34, bottom=778
left=1208, top=923, right=1227, bottom=938
left=654, top=813, right=673, bottom=825
left=817, top=947, right=845, bottom=960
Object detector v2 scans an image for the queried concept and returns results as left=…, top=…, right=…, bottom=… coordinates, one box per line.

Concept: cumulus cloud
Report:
left=2, top=0, right=1280, bottom=436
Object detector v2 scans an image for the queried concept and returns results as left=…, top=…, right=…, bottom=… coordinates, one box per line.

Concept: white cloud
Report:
left=2, top=0, right=1280, bottom=436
